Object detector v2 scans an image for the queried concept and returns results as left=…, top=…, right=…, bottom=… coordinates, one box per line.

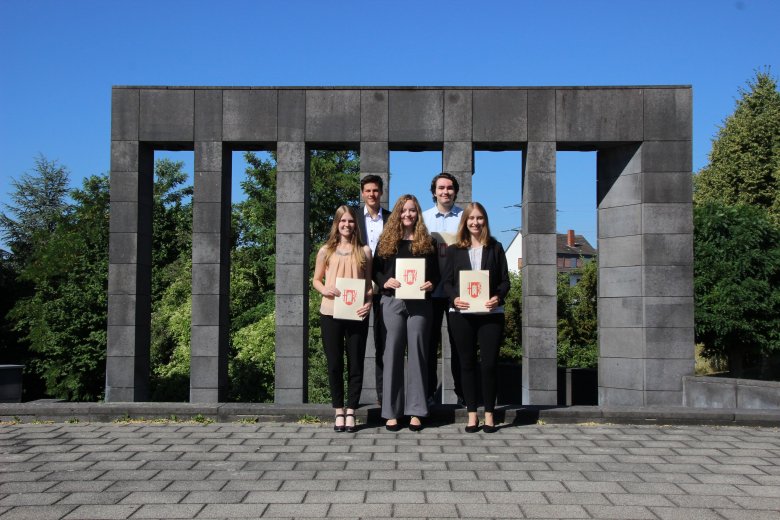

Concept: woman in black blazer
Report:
left=443, top=202, right=510, bottom=433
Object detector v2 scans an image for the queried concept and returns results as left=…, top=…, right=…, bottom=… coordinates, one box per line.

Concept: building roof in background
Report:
left=557, top=232, right=597, bottom=257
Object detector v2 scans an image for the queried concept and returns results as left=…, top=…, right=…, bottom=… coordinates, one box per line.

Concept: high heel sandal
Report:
left=334, top=413, right=346, bottom=433
left=408, top=417, right=423, bottom=432
left=385, top=419, right=402, bottom=432
left=345, top=412, right=357, bottom=433
left=465, top=420, right=480, bottom=434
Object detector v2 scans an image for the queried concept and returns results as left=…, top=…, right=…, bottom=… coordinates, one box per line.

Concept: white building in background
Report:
left=505, top=231, right=523, bottom=274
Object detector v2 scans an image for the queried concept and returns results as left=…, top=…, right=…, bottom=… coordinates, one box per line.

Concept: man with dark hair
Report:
left=358, top=174, right=391, bottom=405
left=422, top=172, right=464, bottom=406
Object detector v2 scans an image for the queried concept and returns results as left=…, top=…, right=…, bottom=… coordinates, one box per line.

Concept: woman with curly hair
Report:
left=312, top=205, right=373, bottom=433
left=373, top=194, right=439, bottom=431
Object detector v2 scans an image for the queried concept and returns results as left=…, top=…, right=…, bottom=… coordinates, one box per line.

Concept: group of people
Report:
left=312, top=172, right=511, bottom=433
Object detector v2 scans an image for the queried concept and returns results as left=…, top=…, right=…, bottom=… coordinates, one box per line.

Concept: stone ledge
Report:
left=683, top=375, right=780, bottom=410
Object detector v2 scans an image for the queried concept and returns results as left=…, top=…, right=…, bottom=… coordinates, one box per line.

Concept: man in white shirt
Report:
left=357, top=175, right=391, bottom=405
left=422, top=172, right=464, bottom=406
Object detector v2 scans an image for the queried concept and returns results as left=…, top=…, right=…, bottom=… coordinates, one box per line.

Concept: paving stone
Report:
left=328, top=503, right=392, bottom=517
left=426, top=491, right=485, bottom=503
left=456, top=503, right=521, bottom=517
left=0, top=493, right=66, bottom=506
left=605, top=493, right=675, bottom=506
left=393, top=503, right=458, bottom=517
left=304, top=491, right=363, bottom=503
left=545, top=492, right=610, bottom=505
left=166, top=480, right=225, bottom=492
left=585, top=505, right=658, bottom=518
left=521, top=504, right=590, bottom=518
left=195, top=503, right=268, bottom=518
left=263, top=503, right=328, bottom=517
left=396, top=480, right=451, bottom=491
left=243, top=490, right=305, bottom=503
left=130, top=504, right=205, bottom=518
left=58, top=492, right=128, bottom=505
left=650, top=506, right=724, bottom=520
left=0, top=505, right=76, bottom=520
left=279, top=480, right=337, bottom=491
left=62, top=504, right=140, bottom=519
left=118, top=491, right=187, bottom=504
left=715, top=510, right=780, bottom=520
left=336, top=480, right=392, bottom=491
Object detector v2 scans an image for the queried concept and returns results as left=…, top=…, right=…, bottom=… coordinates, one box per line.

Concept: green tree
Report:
left=500, top=270, right=522, bottom=361
left=557, top=259, right=598, bottom=368
left=694, top=70, right=780, bottom=222
left=694, top=203, right=780, bottom=377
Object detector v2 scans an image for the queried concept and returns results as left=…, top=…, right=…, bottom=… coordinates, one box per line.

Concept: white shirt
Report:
left=423, top=204, right=463, bottom=297
left=363, top=206, right=384, bottom=254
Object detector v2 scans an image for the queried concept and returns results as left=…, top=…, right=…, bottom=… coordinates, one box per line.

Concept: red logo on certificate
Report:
left=342, top=289, right=357, bottom=306
left=468, top=281, right=482, bottom=298
left=403, top=269, right=418, bottom=285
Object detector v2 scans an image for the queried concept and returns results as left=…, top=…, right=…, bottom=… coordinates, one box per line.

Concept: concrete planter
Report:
left=0, top=365, right=24, bottom=403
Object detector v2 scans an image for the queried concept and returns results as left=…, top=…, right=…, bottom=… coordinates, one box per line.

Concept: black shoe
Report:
left=482, top=423, right=498, bottom=434
left=345, top=413, right=357, bottom=433
left=385, top=420, right=402, bottom=432
left=408, top=417, right=423, bottom=432
left=465, top=420, right=480, bottom=434
left=334, top=413, right=346, bottom=433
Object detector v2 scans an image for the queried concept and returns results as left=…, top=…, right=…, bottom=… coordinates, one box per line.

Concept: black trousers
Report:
left=320, top=313, right=369, bottom=409
left=448, top=312, right=505, bottom=413
left=427, top=297, right=462, bottom=400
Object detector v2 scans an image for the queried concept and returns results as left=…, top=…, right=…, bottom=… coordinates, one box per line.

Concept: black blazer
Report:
left=442, top=238, right=511, bottom=308
left=357, top=207, right=392, bottom=247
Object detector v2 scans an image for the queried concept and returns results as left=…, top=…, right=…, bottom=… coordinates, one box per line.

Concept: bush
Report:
left=229, top=312, right=275, bottom=402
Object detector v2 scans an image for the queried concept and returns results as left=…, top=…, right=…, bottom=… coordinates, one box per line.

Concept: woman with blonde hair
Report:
left=373, top=195, right=439, bottom=431
left=312, top=205, right=373, bottom=433
left=442, top=202, right=510, bottom=433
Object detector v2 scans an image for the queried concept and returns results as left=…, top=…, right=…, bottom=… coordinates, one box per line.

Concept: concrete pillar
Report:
left=106, top=137, right=153, bottom=402
left=190, top=142, right=231, bottom=403
left=275, top=141, right=310, bottom=403
left=521, top=142, right=558, bottom=405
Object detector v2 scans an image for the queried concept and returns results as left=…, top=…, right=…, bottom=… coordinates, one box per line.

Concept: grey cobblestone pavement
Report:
left=1, top=421, right=779, bottom=519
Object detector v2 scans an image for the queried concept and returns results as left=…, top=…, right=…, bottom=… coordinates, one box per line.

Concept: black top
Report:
left=372, top=239, right=440, bottom=299
left=442, top=238, right=511, bottom=307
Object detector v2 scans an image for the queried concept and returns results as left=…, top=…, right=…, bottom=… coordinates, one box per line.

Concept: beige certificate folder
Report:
left=333, top=277, right=365, bottom=321
left=459, top=270, right=490, bottom=313
left=395, top=258, right=426, bottom=299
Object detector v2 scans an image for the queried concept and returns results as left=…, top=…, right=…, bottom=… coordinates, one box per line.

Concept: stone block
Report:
left=191, top=326, right=220, bottom=356
left=190, top=356, right=221, bottom=388
left=522, top=203, right=556, bottom=234
left=522, top=171, right=555, bottom=204
left=109, top=232, right=142, bottom=264
left=599, top=387, right=643, bottom=406
left=277, top=141, right=307, bottom=172
left=522, top=388, right=557, bottom=406
left=305, top=89, right=360, bottom=143
left=521, top=234, right=557, bottom=265
left=645, top=327, right=694, bottom=359
left=192, top=264, right=226, bottom=295
left=108, top=294, right=144, bottom=325
left=683, top=377, right=737, bottom=408
left=598, top=297, right=643, bottom=328
left=275, top=357, right=305, bottom=388
left=192, top=233, right=223, bottom=264
left=110, top=171, right=153, bottom=203
left=641, top=141, right=692, bottom=172
left=276, top=170, right=307, bottom=202
left=444, top=90, right=472, bottom=141
left=450, top=171, right=472, bottom=205
left=528, top=89, right=555, bottom=142
left=644, top=297, right=693, bottom=328
left=644, top=88, right=692, bottom=141
left=598, top=204, right=640, bottom=238
left=194, top=171, right=228, bottom=204
left=642, top=233, right=693, bottom=266
left=275, top=263, right=305, bottom=295
left=110, top=201, right=151, bottom=234
left=521, top=327, right=557, bottom=359
left=223, top=89, right=277, bottom=142
left=599, top=266, right=642, bottom=298
left=556, top=88, right=643, bottom=142
left=109, top=263, right=151, bottom=295
left=106, top=356, right=136, bottom=389
left=276, top=294, right=305, bottom=326
left=645, top=390, right=683, bottom=406
left=642, top=203, right=693, bottom=234
left=111, top=141, right=139, bottom=173
left=194, top=90, right=222, bottom=141
left=737, top=380, right=780, bottom=409
left=277, top=234, right=306, bottom=265
left=597, top=143, right=642, bottom=177
left=278, top=89, right=305, bottom=142
left=646, top=359, right=692, bottom=391
left=472, top=89, right=527, bottom=145
left=191, top=295, right=222, bottom=326
left=389, top=90, right=443, bottom=143
left=644, top=265, right=693, bottom=297
left=598, top=235, right=641, bottom=268
left=599, top=327, right=644, bottom=358
left=599, top=358, right=644, bottom=390
left=194, top=141, right=223, bottom=173
left=360, top=141, right=389, bottom=172
left=522, top=296, right=556, bottom=328
left=108, top=325, right=144, bottom=357
left=275, top=325, right=306, bottom=357
left=524, top=141, right=556, bottom=173
left=112, top=89, right=139, bottom=141
left=642, top=171, right=693, bottom=203
left=139, top=89, right=194, bottom=142
left=442, top=142, right=473, bottom=172
left=275, top=388, right=305, bottom=404
left=523, top=264, right=557, bottom=296
left=190, top=388, right=221, bottom=403
left=276, top=203, right=307, bottom=234
left=361, top=90, right=388, bottom=142
left=598, top=172, right=640, bottom=209
left=193, top=202, right=227, bottom=233
left=522, top=358, right=557, bottom=391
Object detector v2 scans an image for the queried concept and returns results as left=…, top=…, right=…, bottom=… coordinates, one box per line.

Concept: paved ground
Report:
left=1, top=420, right=779, bottom=519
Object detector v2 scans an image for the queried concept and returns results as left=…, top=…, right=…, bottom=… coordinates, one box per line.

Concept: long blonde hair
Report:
left=376, top=195, right=435, bottom=258
left=455, top=202, right=492, bottom=248
left=322, top=205, right=367, bottom=268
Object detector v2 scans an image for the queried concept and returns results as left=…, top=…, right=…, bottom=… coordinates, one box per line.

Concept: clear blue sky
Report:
left=1, top=0, right=778, bottom=249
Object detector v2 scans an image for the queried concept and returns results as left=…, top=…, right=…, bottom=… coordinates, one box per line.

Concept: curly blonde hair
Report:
left=455, top=202, right=492, bottom=248
left=376, top=195, right=434, bottom=258
left=322, top=205, right=367, bottom=268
